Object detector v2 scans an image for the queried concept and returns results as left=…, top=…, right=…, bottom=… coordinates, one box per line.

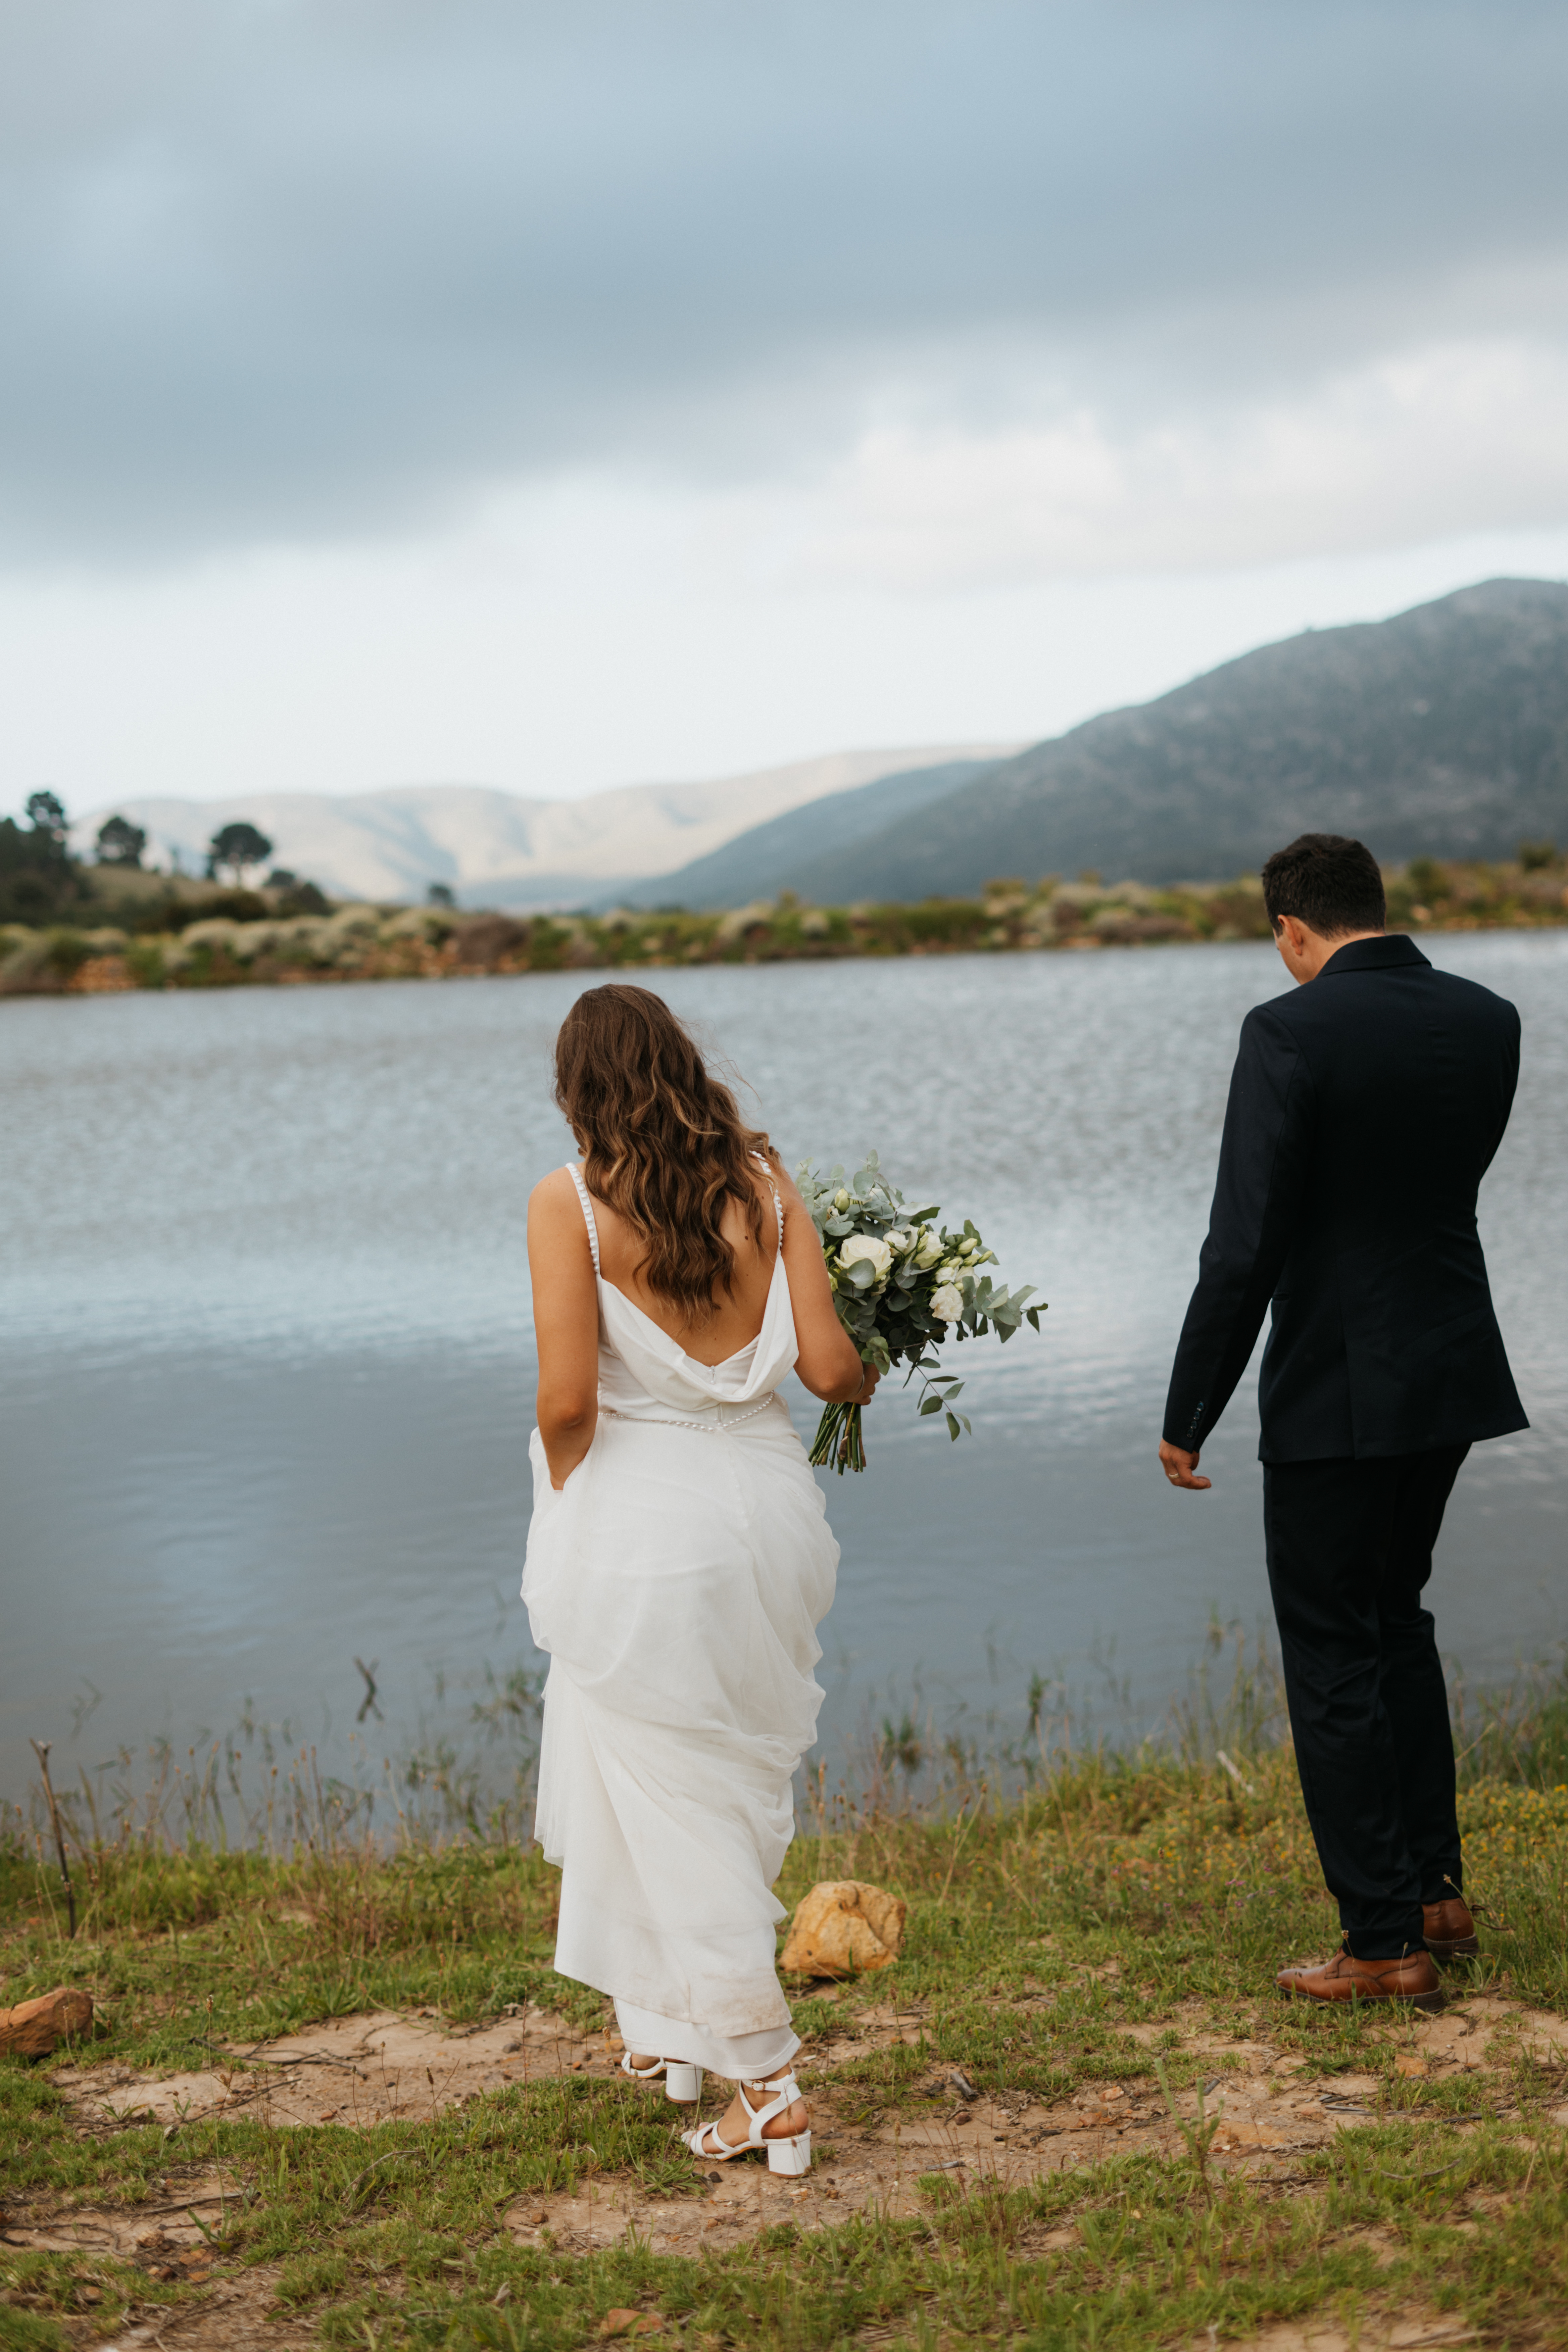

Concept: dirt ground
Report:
left=7, top=1989, right=1566, bottom=2347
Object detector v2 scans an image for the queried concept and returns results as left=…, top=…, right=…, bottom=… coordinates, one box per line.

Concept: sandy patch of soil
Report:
left=98, top=2285, right=310, bottom=2352
left=45, top=1986, right=1566, bottom=2150
left=499, top=1984, right=1567, bottom=2254
left=50, top=2000, right=614, bottom=2130
left=0, top=2187, right=308, bottom=2352
left=11, top=1979, right=1562, bottom=2343
left=497, top=1984, right=1568, bottom=2255
left=1209, top=2318, right=1476, bottom=2352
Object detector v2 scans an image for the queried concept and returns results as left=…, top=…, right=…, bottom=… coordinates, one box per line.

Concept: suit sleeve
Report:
left=1162, top=1006, right=1314, bottom=1452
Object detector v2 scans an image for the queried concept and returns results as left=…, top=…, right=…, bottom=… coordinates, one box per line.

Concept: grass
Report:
left=6, top=2127, right=1568, bottom=2352
left=4, top=1654, right=1568, bottom=2349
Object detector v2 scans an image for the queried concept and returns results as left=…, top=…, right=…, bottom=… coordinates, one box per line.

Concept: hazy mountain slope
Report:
left=806, top=580, right=1568, bottom=901
left=69, top=745, right=1009, bottom=907
left=607, top=758, right=1004, bottom=909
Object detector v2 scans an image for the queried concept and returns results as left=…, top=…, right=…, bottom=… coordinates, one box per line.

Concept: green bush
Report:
left=125, top=939, right=166, bottom=987
left=274, top=879, right=332, bottom=916
left=43, top=928, right=93, bottom=979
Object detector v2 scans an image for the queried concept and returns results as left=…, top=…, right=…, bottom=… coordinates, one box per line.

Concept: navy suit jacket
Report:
left=1163, top=934, right=1526, bottom=1462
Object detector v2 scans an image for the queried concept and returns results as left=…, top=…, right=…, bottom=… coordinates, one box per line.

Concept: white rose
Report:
left=839, top=1234, right=893, bottom=1281
left=929, top=1283, right=966, bottom=1323
left=912, top=1229, right=945, bottom=1269
left=884, top=1227, right=913, bottom=1252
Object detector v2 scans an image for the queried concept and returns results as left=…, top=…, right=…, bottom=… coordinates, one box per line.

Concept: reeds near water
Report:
left=6, top=1627, right=1565, bottom=1990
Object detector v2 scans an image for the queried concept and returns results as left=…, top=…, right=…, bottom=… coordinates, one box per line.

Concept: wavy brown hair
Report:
left=554, top=984, right=777, bottom=1322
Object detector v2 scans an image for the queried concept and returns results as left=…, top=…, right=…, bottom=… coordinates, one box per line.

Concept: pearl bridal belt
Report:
left=598, top=1396, right=780, bottom=1434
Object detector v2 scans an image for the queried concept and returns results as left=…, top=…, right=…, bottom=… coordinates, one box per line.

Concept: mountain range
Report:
left=605, top=757, right=1001, bottom=910
left=730, top=578, right=1567, bottom=903
left=67, top=579, right=1568, bottom=913
left=69, top=745, right=1014, bottom=909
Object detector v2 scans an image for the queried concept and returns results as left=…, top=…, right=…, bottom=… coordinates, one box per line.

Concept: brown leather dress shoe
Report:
left=1276, top=1945, right=1446, bottom=2011
left=1421, top=1895, right=1479, bottom=1962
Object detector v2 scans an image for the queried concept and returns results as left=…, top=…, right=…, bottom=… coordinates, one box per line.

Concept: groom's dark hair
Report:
left=1262, top=834, right=1386, bottom=938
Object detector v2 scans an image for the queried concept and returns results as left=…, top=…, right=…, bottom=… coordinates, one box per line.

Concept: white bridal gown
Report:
left=522, top=1164, right=839, bottom=2078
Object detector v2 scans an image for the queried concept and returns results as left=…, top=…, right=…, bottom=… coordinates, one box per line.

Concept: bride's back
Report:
left=587, top=1164, right=780, bottom=1366
left=554, top=984, right=784, bottom=1368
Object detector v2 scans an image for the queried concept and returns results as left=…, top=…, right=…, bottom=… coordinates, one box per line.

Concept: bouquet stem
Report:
left=808, top=1400, right=867, bottom=1474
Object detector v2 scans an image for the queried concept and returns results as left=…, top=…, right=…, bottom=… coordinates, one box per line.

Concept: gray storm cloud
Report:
left=2, top=0, right=1567, bottom=556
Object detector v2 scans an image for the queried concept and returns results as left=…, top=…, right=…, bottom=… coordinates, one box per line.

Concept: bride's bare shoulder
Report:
left=529, top=1165, right=583, bottom=1223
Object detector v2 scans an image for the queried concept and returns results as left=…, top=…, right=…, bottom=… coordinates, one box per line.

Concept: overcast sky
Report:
left=5, top=0, right=1568, bottom=814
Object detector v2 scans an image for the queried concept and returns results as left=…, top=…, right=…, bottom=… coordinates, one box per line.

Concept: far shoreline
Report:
left=4, top=854, right=1567, bottom=1000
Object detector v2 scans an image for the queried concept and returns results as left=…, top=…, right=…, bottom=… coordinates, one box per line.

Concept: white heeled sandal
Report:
left=619, top=2051, right=703, bottom=2103
left=680, top=2070, right=811, bottom=2176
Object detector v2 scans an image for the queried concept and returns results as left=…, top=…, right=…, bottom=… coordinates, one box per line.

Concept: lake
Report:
left=4, top=935, right=1565, bottom=1814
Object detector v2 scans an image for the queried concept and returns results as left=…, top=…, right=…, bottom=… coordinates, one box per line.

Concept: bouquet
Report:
left=795, top=1152, right=1043, bottom=1473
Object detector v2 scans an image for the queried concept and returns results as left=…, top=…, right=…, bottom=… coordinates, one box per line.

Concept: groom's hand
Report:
left=1159, top=1441, right=1212, bottom=1491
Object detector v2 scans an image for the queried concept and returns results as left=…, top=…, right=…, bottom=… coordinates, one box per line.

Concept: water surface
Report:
left=4, top=936, right=1565, bottom=1806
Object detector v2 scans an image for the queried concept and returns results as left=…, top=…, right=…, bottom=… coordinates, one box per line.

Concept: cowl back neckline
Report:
left=567, top=1163, right=797, bottom=1411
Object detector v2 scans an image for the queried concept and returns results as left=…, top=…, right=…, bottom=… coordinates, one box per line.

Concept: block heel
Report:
left=767, top=2128, right=811, bottom=2176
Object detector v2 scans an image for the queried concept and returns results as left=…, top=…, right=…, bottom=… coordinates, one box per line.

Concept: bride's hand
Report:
left=853, top=1361, right=881, bottom=1405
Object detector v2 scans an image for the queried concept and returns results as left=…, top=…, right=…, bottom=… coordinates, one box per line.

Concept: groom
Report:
left=1160, top=832, right=1526, bottom=2008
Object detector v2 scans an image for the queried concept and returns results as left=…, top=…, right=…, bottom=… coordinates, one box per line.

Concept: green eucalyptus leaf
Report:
left=945, top=1411, right=961, bottom=1441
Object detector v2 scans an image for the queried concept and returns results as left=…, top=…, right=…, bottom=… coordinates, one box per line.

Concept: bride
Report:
left=522, top=983, right=876, bottom=2175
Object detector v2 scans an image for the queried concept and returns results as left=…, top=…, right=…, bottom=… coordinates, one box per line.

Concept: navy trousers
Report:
left=1262, top=1444, right=1468, bottom=1959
